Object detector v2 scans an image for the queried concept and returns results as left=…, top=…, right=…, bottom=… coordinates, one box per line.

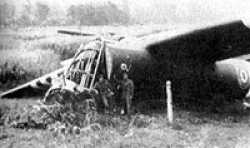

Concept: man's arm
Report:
left=129, top=80, right=134, bottom=98
left=106, top=81, right=115, bottom=96
left=106, top=81, right=113, bottom=90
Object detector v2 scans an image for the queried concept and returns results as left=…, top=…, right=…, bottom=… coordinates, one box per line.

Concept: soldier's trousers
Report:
left=121, top=96, right=132, bottom=114
left=101, top=95, right=109, bottom=108
left=95, top=95, right=108, bottom=112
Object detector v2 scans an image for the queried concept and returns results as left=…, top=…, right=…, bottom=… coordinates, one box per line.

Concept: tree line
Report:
left=0, top=2, right=130, bottom=28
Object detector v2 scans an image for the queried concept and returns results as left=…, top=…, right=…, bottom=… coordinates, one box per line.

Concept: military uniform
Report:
left=121, top=78, right=134, bottom=114
left=94, top=79, right=113, bottom=112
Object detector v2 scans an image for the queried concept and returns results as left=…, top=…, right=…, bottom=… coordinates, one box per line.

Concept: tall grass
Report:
left=0, top=27, right=90, bottom=89
left=0, top=48, right=60, bottom=76
left=0, top=37, right=23, bottom=50
left=29, top=35, right=90, bottom=60
left=0, top=48, right=61, bottom=89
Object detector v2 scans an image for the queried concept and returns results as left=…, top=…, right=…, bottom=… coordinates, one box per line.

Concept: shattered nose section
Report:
left=42, top=39, right=103, bottom=116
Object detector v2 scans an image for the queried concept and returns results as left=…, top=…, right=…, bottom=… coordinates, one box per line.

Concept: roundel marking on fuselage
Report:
left=120, top=63, right=128, bottom=71
left=238, top=69, right=249, bottom=89
left=240, top=69, right=248, bottom=84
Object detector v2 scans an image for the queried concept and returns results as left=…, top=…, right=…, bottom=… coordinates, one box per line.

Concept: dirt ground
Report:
left=1, top=98, right=250, bottom=148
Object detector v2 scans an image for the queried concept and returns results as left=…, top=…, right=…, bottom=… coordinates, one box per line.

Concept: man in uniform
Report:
left=94, top=74, right=114, bottom=113
left=120, top=73, right=134, bottom=115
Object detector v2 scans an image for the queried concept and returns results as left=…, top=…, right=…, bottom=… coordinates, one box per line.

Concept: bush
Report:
left=29, top=36, right=89, bottom=60
left=0, top=48, right=60, bottom=89
left=0, top=37, right=22, bottom=50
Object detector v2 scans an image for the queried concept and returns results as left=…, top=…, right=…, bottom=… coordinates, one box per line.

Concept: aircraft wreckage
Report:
left=2, top=20, right=250, bottom=109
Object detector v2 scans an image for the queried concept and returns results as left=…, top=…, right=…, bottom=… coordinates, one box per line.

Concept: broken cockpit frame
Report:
left=43, top=39, right=105, bottom=110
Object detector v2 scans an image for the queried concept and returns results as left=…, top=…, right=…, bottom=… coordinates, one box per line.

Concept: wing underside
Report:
left=145, top=20, right=250, bottom=63
left=140, top=20, right=250, bottom=102
left=0, top=68, right=64, bottom=98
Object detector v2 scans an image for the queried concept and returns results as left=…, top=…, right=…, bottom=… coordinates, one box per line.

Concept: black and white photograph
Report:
left=1, top=0, right=250, bottom=147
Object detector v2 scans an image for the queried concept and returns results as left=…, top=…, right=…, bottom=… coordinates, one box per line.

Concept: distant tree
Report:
left=35, top=2, right=50, bottom=25
left=105, top=2, right=130, bottom=24
left=16, top=4, right=33, bottom=27
left=66, top=2, right=130, bottom=26
left=12, top=1, right=131, bottom=27
left=0, top=3, right=15, bottom=27
left=17, top=14, right=30, bottom=27
left=66, top=5, right=79, bottom=25
left=80, top=4, right=95, bottom=25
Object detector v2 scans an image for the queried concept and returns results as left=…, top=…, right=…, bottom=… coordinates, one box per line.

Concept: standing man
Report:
left=94, top=74, right=114, bottom=113
left=120, top=73, right=134, bottom=115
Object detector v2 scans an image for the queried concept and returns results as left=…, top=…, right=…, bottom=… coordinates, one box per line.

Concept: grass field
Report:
left=1, top=99, right=250, bottom=148
left=1, top=26, right=250, bottom=148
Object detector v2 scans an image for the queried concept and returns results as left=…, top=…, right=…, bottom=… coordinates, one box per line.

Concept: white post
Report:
left=166, top=80, right=173, bottom=123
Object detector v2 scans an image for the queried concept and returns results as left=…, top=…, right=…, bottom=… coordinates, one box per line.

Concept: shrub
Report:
left=29, top=36, right=89, bottom=60
left=0, top=37, right=22, bottom=50
left=0, top=48, right=60, bottom=76
left=0, top=48, right=61, bottom=89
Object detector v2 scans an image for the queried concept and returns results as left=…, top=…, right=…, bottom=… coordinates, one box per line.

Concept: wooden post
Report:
left=166, top=80, right=173, bottom=123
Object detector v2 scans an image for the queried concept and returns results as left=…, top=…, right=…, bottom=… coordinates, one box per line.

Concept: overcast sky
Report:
left=3, top=0, right=250, bottom=25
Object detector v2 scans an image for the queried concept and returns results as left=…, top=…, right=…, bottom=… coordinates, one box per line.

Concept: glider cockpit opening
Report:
left=64, top=39, right=104, bottom=92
